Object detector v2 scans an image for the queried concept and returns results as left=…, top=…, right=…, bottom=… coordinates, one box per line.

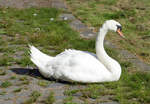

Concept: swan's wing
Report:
left=50, top=49, right=111, bottom=82
left=83, top=51, right=97, bottom=59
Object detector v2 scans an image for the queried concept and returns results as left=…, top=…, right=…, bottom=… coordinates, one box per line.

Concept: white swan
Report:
left=29, top=20, right=125, bottom=83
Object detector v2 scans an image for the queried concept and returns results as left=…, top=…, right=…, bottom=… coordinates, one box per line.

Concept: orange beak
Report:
left=117, top=29, right=125, bottom=38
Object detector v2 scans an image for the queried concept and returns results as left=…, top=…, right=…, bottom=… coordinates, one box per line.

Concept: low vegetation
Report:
left=23, top=91, right=41, bottom=104
left=13, top=88, right=22, bottom=93
left=66, top=0, right=150, bottom=64
left=44, top=91, right=55, bottom=104
left=0, top=4, right=149, bottom=104
left=63, top=66, right=150, bottom=103
left=0, top=69, right=6, bottom=75
left=0, top=81, right=12, bottom=88
left=0, top=91, right=7, bottom=95
left=38, top=80, right=50, bottom=87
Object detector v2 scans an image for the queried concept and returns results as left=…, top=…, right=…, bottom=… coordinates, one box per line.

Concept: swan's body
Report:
left=29, top=20, right=124, bottom=83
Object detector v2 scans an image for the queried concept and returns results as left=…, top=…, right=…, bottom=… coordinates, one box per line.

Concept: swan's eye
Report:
left=116, top=25, right=122, bottom=31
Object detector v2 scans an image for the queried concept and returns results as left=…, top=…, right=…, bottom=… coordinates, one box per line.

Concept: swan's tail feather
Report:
left=29, top=44, right=53, bottom=69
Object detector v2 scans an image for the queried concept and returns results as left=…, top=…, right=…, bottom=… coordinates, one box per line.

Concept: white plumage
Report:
left=29, top=20, right=124, bottom=83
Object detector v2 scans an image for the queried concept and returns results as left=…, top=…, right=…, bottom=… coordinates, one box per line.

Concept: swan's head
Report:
left=104, top=20, right=125, bottom=38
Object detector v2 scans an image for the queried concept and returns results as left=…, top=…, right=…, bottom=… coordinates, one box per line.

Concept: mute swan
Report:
left=29, top=20, right=124, bottom=83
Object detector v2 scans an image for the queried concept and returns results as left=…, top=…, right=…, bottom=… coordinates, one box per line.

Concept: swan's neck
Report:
left=96, top=26, right=121, bottom=80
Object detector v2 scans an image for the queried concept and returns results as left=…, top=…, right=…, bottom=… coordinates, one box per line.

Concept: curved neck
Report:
left=96, top=27, right=110, bottom=69
left=96, top=25, right=121, bottom=80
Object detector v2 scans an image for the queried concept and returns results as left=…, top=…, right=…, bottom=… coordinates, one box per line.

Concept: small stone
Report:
left=104, top=40, right=117, bottom=49
left=99, top=101, right=119, bottom=104
left=48, top=82, right=66, bottom=88
left=0, top=100, right=14, bottom=104
left=130, top=59, right=150, bottom=71
left=59, top=14, right=76, bottom=20
left=33, top=13, right=37, bottom=16
left=15, top=34, right=20, bottom=37
left=63, top=17, right=68, bottom=20
left=119, top=50, right=136, bottom=59
left=73, top=92, right=82, bottom=97
left=80, top=30, right=96, bottom=38
left=132, top=98, right=137, bottom=101
left=55, top=95, right=66, bottom=100
left=89, top=27, right=95, bottom=31
left=69, top=19, right=87, bottom=31
left=51, top=0, right=67, bottom=10
left=35, top=28, right=40, bottom=31
left=50, top=18, right=54, bottom=21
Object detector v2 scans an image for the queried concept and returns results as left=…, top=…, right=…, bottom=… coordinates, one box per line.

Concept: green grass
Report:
left=64, top=89, right=79, bottom=96
left=10, top=75, right=17, bottom=80
left=19, top=76, right=28, bottom=81
left=66, top=0, right=150, bottom=64
left=37, top=80, right=50, bottom=87
left=0, top=91, right=7, bottom=95
left=23, top=91, right=41, bottom=104
left=0, top=81, right=12, bottom=88
left=0, top=7, right=95, bottom=50
left=0, top=7, right=95, bottom=66
left=0, top=8, right=60, bottom=36
left=15, top=56, right=33, bottom=67
left=21, top=80, right=30, bottom=85
left=0, top=55, right=13, bottom=66
left=13, top=88, right=22, bottom=93
left=44, top=91, right=55, bottom=104
left=63, top=71, right=150, bottom=103
left=63, top=96, right=77, bottom=104
left=63, top=47, right=150, bottom=103
left=18, top=76, right=30, bottom=85
left=0, top=47, right=15, bottom=53
left=0, top=69, right=6, bottom=75
left=0, top=5, right=150, bottom=104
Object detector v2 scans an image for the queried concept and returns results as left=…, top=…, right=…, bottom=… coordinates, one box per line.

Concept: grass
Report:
left=0, top=5, right=150, bottom=104
left=15, top=56, right=33, bottom=67
left=66, top=0, right=150, bottom=64
left=0, top=55, right=13, bottom=66
left=10, top=76, right=17, bottom=80
left=18, top=76, right=30, bottom=85
left=63, top=96, right=77, bottom=104
left=63, top=67, right=150, bottom=104
left=13, top=88, right=22, bottom=93
left=0, top=7, right=95, bottom=67
left=64, top=89, right=79, bottom=96
left=0, top=69, right=6, bottom=75
left=62, top=43, right=150, bottom=103
left=23, top=91, right=41, bottom=104
left=19, top=76, right=28, bottom=81
left=44, top=91, right=55, bottom=104
left=0, top=91, right=7, bottom=95
left=37, top=80, right=50, bottom=87
left=0, top=81, right=12, bottom=88
left=21, top=80, right=30, bottom=85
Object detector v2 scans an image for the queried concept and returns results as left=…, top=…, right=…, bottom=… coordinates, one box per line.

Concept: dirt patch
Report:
left=0, top=0, right=52, bottom=9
